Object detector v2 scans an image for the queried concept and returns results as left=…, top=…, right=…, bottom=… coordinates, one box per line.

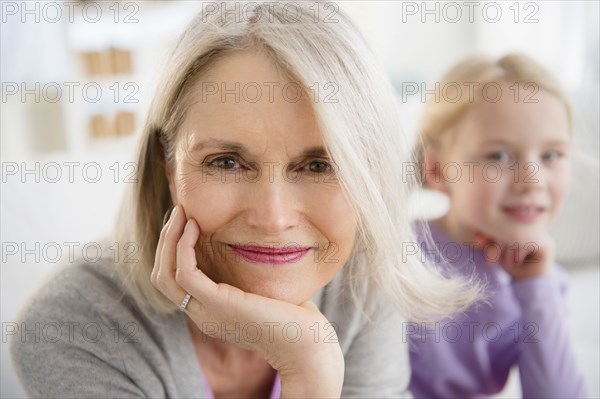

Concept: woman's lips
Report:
left=502, top=206, right=545, bottom=222
left=228, top=244, right=312, bottom=265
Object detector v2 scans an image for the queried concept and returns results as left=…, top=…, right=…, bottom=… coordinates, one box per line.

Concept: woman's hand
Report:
left=151, top=205, right=344, bottom=398
left=472, top=230, right=555, bottom=281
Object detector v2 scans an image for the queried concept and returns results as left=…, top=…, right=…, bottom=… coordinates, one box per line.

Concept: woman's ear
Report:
left=422, top=146, right=449, bottom=193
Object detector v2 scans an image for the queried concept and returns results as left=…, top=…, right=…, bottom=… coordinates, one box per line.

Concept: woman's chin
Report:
left=234, top=281, right=316, bottom=305
left=200, top=262, right=325, bottom=305
left=259, top=288, right=314, bottom=305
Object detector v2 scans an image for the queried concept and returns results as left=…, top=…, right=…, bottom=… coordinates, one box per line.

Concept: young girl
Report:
left=410, top=53, right=588, bottom=397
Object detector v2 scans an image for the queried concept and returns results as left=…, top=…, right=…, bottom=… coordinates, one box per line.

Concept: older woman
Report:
left=10, top=2, right=478, bottom=397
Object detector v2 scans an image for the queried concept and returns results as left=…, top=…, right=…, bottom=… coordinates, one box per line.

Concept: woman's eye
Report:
left=305, top=160, right=333, bottom=174
left=208, top=156, right=240, bottom=170
left=487, top=152, right=511, bottom=162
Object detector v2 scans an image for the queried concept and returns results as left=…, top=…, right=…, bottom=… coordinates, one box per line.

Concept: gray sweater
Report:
left=10, top=257, right=410, bottom=398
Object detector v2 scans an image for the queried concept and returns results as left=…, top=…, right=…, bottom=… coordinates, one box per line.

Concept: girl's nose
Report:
left=512, top=158, right=545, bottom=193
left=244, top=172, right=300, bottom=235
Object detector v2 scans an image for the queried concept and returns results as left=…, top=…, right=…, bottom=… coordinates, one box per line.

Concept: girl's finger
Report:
left=499, top=245, right=516, bottom=271
left=482, top=241, right=500, bottom=265
left=472, top=230, right=500, bottom=266
left=472, top=230, right=488, bottom=249
left=515, top=243, right=530, bottom=265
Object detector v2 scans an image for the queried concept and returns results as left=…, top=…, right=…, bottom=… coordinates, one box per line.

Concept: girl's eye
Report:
left=542, top=151, right=562, bottom=161
left=487, top=152, right=511, bottom=162
left=208, top=156, right=241, bottom=170
left=305, top=160, right=333, bottom=174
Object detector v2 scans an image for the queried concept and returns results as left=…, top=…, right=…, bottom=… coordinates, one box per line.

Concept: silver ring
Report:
left=179, top=293, right=192, bottom=312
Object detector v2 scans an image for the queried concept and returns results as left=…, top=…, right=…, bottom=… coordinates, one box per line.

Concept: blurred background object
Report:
left=1, top=1, right=598, bottom=397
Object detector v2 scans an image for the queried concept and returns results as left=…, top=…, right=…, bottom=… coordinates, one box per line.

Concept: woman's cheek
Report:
left=305, top=185, right=357, bottom=254
left=178, top=177, right=239, bottom=233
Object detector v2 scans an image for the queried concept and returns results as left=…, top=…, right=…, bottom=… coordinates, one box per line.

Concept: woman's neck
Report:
left=186, top=314, right=249, bottom=360
left=185, top=315, right=276, bottom=398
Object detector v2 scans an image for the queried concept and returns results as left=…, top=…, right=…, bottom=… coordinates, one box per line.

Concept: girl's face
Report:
left=166, top=51, right=357, bottom=305
left=428, top=83, right=571, bottom=244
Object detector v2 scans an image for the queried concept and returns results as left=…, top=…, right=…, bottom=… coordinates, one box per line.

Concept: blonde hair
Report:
left=416, top=52, right=572, bottom=169
left=113, top=1, right=481, bottom=323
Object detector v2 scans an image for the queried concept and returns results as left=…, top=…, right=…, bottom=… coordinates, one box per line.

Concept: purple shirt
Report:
left=408, top=221, right=587, bottom=398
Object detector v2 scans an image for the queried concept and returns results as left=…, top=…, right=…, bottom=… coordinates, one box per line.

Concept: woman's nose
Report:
left=244, top=172, right=300, bottom=235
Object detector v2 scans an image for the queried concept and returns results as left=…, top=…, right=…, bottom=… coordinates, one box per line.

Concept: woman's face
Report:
left=167, top=51, right=357, bottom=305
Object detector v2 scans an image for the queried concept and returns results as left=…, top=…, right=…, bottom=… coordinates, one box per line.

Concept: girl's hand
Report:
left=472, top=230, right=555, bottom=281
left=151, top=205, right=344, bottom=398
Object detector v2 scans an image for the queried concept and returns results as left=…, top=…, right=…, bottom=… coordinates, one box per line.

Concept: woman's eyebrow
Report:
left=300, top=146, right=329, bottom=158
left=189, top=138, right=329, bottom=158
left=190, top=138, right=246, bottom=154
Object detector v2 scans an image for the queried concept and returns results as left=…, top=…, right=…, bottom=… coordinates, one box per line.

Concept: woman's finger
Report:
left=160, top=205, right=186, bottom=276
left=151, top=207, right=176, bottom=285
left=174, top=219, right=276, bottom=317
left=154, top=205, right=190, bottom=304
left=175, top=219, right=214, bottom=297
left=171, top=219, right=340, bottom=362
left=174, top=220, right=283, bottom=322
left=175, top=218, right=218, bottom=300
